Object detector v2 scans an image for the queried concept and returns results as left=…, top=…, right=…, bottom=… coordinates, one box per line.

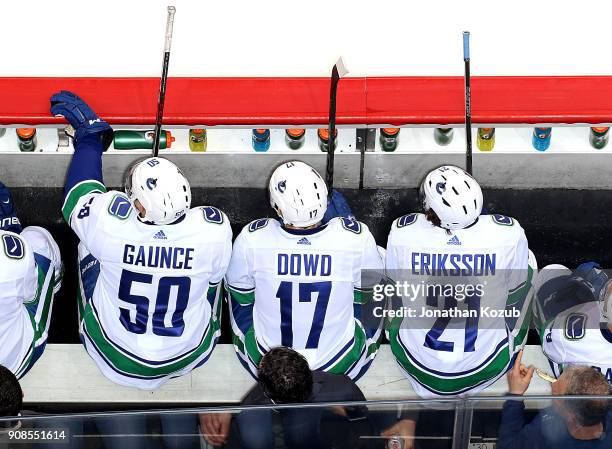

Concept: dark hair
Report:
left=0, top=366, right=22, bottom=417
left=565, top=366, right=610, bottom=426
left=257, top=347, right=313, bottom=404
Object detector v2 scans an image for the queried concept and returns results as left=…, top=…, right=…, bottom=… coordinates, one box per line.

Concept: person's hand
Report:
left=199, top=412, right=232, bottom=447
left=381, top=418, right=416, bottom=449
left=507, top=350, right=535, bottom=395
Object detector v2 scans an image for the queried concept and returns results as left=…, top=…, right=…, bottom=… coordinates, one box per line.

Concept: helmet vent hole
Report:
left=300, top=199, right=304, bottom=205
left=474, top=199, right=477, bottom=209
left=452, top=187, right=459, bottom=195
left=442, top=198, right=450, bottom=207
left=429, top=180, right=432, bottom=187
left=441, top=175, right=447, bottom=181
left=313, top=183, right=318, bottom=189
left=464, top=180, right=471, bottom=189
left=462, top=205, right=468, bottom=214
left=296, top=189, right=301, bottom=196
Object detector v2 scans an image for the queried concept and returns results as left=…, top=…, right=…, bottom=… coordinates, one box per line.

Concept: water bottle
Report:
left=386, top=435, right=405, bottom=449
left=285, top=128, right=305, bottom=150
left=477, top=128, right=495, bottom=151
left=532, top=127, right=552, bottom=151
left=434, top=128, right=453, bottom=146
left=16, top=128, right=37, bottom=152
left=380, top=128, right=400, bottom=152
left=589, top=127, right=609, bottom=150
left=189, top=129, right=207, bottom=152
left=252, top=129, right=271, bottom=152
left=113, top=130, right=174, bottom=150
left=317, top=128, right=338, bottom=152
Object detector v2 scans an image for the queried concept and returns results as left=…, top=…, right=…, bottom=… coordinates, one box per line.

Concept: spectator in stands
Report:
left=200, top=347, right=416, bottom=448
left=498, top=350, right=611, bottom=449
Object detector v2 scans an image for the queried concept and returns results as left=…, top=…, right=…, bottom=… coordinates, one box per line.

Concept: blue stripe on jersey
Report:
left=80, top=254, right=101, bottom=302
left=398, top=334, right=509, bottom=378
left=318, top=336, right=355, bottom=371
left=229, top=294, right=254, bottom=336
left=88, top=300, right=209, bottom=367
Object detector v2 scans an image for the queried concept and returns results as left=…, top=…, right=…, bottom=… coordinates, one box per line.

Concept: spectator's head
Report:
left=552, top=366, right=610, bottom=427
left=257, top=347, right=313, bottom=404
left=0, top=365, right=22, bottom=417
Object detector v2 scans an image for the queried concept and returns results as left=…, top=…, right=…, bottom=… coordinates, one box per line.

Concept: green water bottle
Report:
left=285, top=129, right=305, bottom=150
left=317, top=128, right=338, bottom=152
left=113, top=130, right=175, bottom=150
left=589, top=127, right=609, bottom=150
left=189, top=129, right=207, bottom=152
left=16, top=128, right=37, bottom=152
left=379, top=128, right=400, bottom=152
left=434, top=128, right=454, bottom=146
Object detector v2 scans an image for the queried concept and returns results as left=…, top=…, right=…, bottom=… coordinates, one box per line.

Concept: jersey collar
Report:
left=137, top=214, right=187, bottom=226
left=281, top=224, right=328, bottom=236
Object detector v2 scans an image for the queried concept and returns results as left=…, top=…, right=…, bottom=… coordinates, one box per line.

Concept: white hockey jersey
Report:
left=64, top=186, right=232, bottom=388
left=386, top=213, right=533, bottom=396
left=225, top=217, right=384, bottom=370
left=542, top=300, right=612, bottom=384
left=0, top=231, right=37, bottom=375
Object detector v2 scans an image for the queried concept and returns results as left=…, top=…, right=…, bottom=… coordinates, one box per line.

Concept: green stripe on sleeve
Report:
left=62, top=180, right=107, bottom=223
left=227, top=285, right=255, bottom=305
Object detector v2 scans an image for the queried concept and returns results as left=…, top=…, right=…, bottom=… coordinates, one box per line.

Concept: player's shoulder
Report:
left=477, top=214, right=525, bottom=240
left=188, top=205, right=231, bottom=227
left=391, top=212, right=427, bottom=230
left=88, top=190, right=135, bottom=222
left=326, top=216, right=371, bottom=237
left=0, top=230, right=32, bottom=277
left=236, top=217, right=280, bottom=243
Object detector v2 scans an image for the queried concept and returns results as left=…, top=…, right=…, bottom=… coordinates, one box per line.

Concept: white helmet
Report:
left=269, top=161, right=328, bottom=227
left=600, top=279, right=612, bottom=326
left=420, top=165, right=483, bottom=231
left=125, top=157, right=191, bottom=225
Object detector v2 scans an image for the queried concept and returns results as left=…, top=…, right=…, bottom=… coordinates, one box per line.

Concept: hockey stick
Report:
left=463, top=31, right=473, bottom=175
left=152, top=6, right=176, bottom=157
left=325, top=57, right=349, bottom=197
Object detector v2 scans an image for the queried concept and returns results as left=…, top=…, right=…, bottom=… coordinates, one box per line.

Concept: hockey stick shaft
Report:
left=152, top=6, right=176, bottom=157
left=325, top=58, right=348, bottom=197
left=463, top=31, right=473, bottom=175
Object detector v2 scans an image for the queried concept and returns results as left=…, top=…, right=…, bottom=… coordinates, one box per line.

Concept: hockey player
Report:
left=225, top=160, right=384, bottom=380
left=0, top=182, right=62, bottom=378
left=534, top=262, right=612, bottom=385
left=386, top=165, right=536, bottom=397
left=52, top=91, right=232, bottom=390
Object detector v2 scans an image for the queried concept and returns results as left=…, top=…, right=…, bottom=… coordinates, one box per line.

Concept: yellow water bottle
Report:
left=477, top=128, right=495, bottom=151
left=189, top=129, right=207, bottom=152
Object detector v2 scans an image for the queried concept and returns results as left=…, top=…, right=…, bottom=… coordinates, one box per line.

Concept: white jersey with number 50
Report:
left=226, top=217, right=384, bottom=374
left=386, top=213, right=534, bottom=397
left=63, top=184, right=232, bottom=389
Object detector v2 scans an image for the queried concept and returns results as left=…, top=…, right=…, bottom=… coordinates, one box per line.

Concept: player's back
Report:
left=77, top=192, right=232, bottom=365
left=543, top=301, right=612, bottom=384
left=226, top=216, right=382, bottom=368
left=0, top=231, right=37, bottom=373
left=386, top=213, right=532, bottom=395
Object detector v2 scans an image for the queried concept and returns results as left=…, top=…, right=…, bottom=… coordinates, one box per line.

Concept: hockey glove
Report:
left=0, top=181, right=23, bottom=234
left=50, top=90, right=113, bottom=151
